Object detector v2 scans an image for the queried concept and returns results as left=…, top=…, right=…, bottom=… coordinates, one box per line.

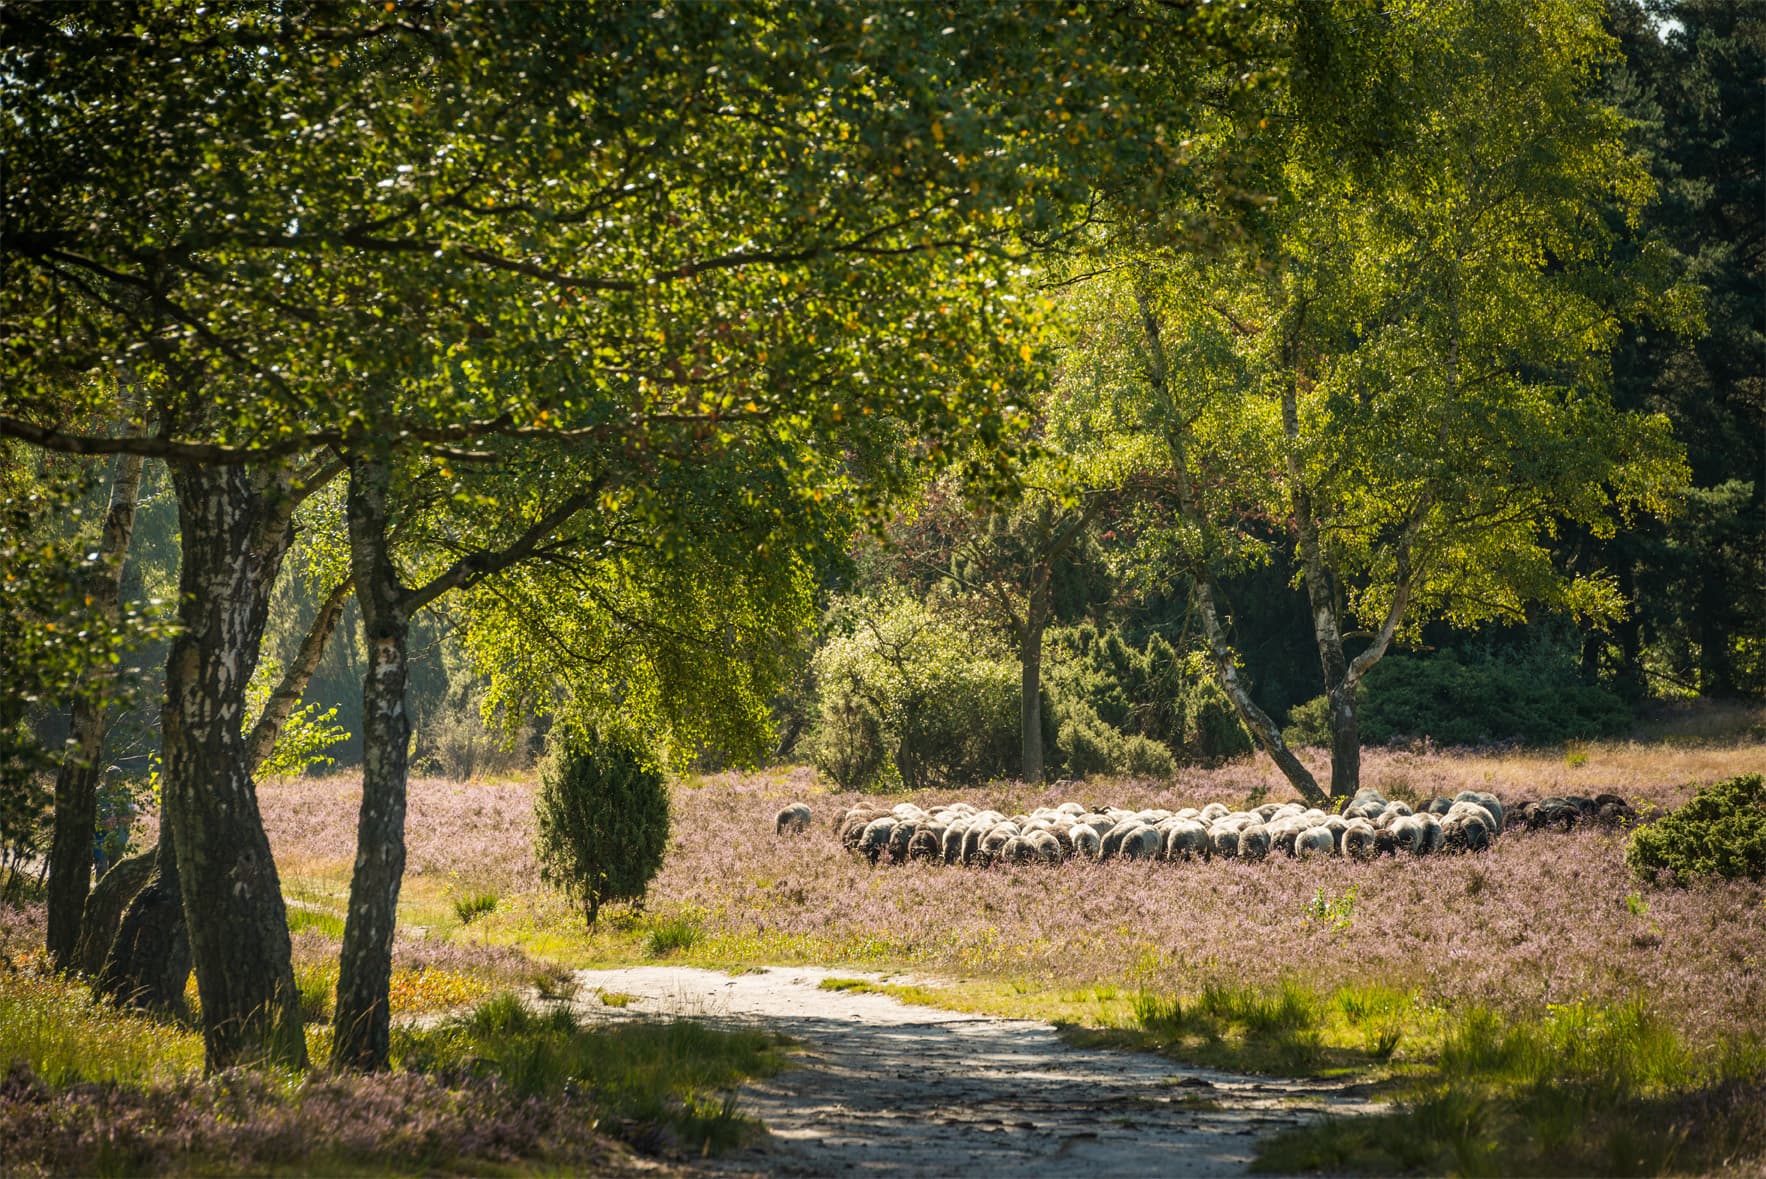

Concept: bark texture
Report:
left=96, top=822, right=189, bottom=1012
left=331, top=454, right=410, bottom=1071
left=76, top=846, right=156, bottom=977
left=46, top=454, right=143, bottom=970
left=160, top=462, right=306, bottom=1070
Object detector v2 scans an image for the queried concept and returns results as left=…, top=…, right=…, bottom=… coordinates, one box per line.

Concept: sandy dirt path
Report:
left=565, top=965, right=1378, bottom=1178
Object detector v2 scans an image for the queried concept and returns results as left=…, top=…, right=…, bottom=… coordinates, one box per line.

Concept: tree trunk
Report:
left=161, top=462, right=306, bottom=1070
left=332, top=454, right=410, bottom=1072
left=77, top=846, right=156, bottom=977
left=47, top=454, right=143, bottom=970
left=1020, top=605, right=1046, bottom=784
left=1327, top=680, right=1360, bottom=800
left=97, top=821, right=189, bottom=1013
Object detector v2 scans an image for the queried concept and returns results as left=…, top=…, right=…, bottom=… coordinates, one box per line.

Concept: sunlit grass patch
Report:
left=393, top=993, right=792, bottom=1153
left=1253, top=999, right=1766, bottom=1176
left=0, top=971, right=202, bottom=1086
left=388, top=967, right=499, bottom=1015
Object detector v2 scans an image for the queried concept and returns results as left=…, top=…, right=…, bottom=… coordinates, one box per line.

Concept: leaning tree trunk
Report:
left=77, top=846, right=157, bottom=978
left=46, top=453, right=143, bottom=970
left=160, top=462, right=306, bottom=1070
left=96, top=819, right=190, bottom=1013
left=332, top=454, right=410, bottom=1072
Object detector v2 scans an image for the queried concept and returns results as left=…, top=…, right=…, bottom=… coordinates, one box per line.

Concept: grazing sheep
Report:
left=1200, top=802, right=1231, bottom=823
left=1441, top=803, right=1495, bottom=852
left=1422, top=796, right=1454, bottom=816
left=1374, top=827, right=1398, bottom=857
left=1120, top=825, right=1163, bottom=861
left=1163, top=821, right=1210, bottom=862
left=941, top=822, right=969, bottom=865
left=1390, top=814, right=1428, bottom=855
left=1069, top=824, right=1103, bottom=861
left=1238, top=823, right=1272, bottom=861
left=1253, top=803, right=1283, bottom=822
left=1295, top=826, right=1336, bottom=859
left=775, top=803, right=813, bottom=834
left=858, top=817, right=897, bottom=863
left=1265, top=817, right=1304, bottom=856
left=887, top=821, right=917, bottom=863
left=1342, top=820, right=1378, bottom=860
left=1320, top=815, right=1350, bottom=851
left=1026, top=829, right=1063, bottom=864
left=1211, top=825, right=1243, bottom=859
left=1100, top=819, right=1143, bottom=861
left=1453, top=790, right=1505, bottom=831
left=908, top=827, right=945, bottom=862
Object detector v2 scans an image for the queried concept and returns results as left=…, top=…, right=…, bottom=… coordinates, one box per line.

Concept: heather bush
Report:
left=535, top=733, right=670, bottom=925
left=1284, top=643, right=1630, bottom=748
left=1627, top=774, right=1766, bottom=883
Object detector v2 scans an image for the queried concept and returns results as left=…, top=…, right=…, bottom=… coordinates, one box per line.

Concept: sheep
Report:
left=887, top=820, right=918, bottom=863
left=1319, top=815, right=1350, bottom=852
left=1342, top=820, right=1378, bottom=860
left=1200, top=802, right=1232, bottom=823
left=1238, top=823, right=1272, bottom=861
left=1069, top=823, right=1103, bottom=861
left=1417, top=812, right=1444, bottom=854
left=1120, top=824, right=1163, bottom=861
left=908, top=826, right=945, bottom=862
left=1026, top=829, right=1064, bottom=864
left=1265, top=817, right=1305, bottom=856
left=1441, top=802, right=1495, bottom=852
left=1390, top=814, right=1428, bottom=856
left=1211, top=825, right=1243, bottom=859
left=858, top=817, right=897, bottom=863
left=1422, top=796, right=1454, bottom=816
left=1453, top=790, right=1505, bottom=831
left=960, top=823, right=989, bottom=866
left=941, top=821, right=970, bottom=865
left=1100, top=819, right=1143, bottom=861
left=1163, top=820, right=1210, bottom=862
left=1295, top=826, right=1336, bottom=859
left=775, top=803, right=813, bottom=834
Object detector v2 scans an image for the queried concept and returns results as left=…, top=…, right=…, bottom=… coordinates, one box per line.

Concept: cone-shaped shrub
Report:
left=535, top=733, right=670, bottom=925
left=1627, top=774, right=1766, bottom=884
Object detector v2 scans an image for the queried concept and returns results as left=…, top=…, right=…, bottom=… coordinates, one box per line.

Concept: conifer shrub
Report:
left=1627, top=774, right=1766, bottom=884
left=534, top=734, right=670, bottom=925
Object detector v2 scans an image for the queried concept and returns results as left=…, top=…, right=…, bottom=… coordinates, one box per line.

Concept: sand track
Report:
left=565, top=966, right=1377, bottom=1177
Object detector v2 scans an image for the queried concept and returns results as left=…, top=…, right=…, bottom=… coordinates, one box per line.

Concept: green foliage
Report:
left=1283, top=643, right=1632, bottom=748
left=0, top=454, right=167, bottom=855
left=807, top=595, right=1019, bottom=790
left=535, top=735, right=671, bottom=926
left=244, top=656, right=351, bottom=780
left=0, top=971, right=203, bottom=1086
left=1301, top=885, right=1359, bottom=935
left=1045, top=623, right=1252, bottom=765
left=452, top=892, right=498, bottom=926
left=1049, top=695, right=1176, bottom=780
left=1627, top=774, right=1766, bottom=883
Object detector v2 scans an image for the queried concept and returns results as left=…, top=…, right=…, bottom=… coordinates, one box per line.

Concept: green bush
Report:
left=1282, top=644, right=1630, bottom=748
left=806, top=596, right=1019, bottom=790
left=1627, top=774, right=1766, bottom=884
left=1051, top=695, right=1176, bottom=779
left=535, top=734, right=670, bottom=925
left=1044, top=624, right=1249, bottom=766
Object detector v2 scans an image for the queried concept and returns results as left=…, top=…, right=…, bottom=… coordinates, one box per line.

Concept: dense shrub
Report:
left=806, top=597, right=1019, bottom=791
left=1627, top=774, right=1766, bottom=883
left=1050, top=695, right=1176, bottom=780
left=1045, top=624, right=1250, bottom=767
left=1283, top=645, right=1630, bottom=748
left=534, top=734, right=669, bottom=925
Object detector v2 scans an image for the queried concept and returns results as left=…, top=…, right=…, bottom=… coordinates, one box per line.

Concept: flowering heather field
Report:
left=254, top=737, right=1766, bottom=1060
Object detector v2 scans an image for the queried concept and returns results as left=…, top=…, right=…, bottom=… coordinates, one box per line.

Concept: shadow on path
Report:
left=565, top=965, right=1376, bottom=1178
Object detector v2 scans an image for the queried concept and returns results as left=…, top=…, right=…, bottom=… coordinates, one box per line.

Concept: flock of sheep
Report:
left=774, top=787, right=1573, bottom=867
